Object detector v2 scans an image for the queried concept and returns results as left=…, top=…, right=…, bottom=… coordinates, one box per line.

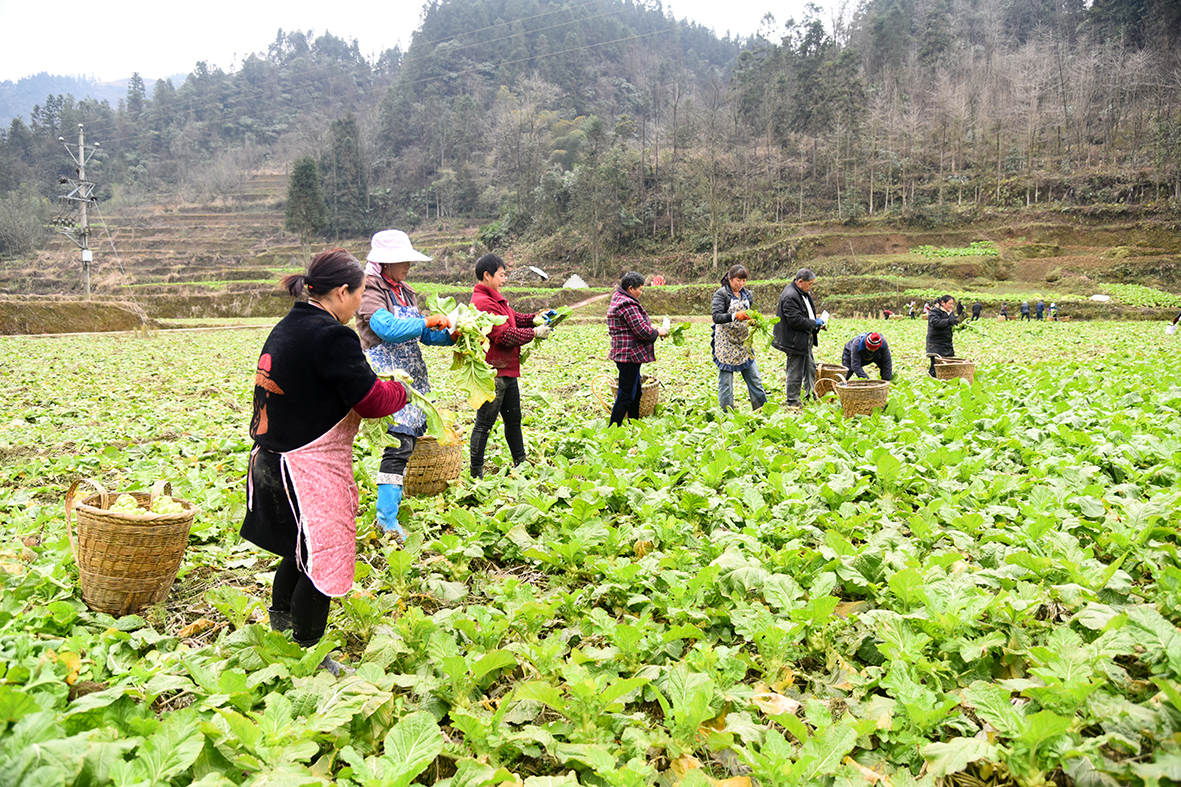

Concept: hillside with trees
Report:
left=0, top=0, right=1179, bottom=277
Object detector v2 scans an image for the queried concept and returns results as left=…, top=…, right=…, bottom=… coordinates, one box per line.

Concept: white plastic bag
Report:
left=1167, top=324, right=1176, bottom=336
left=820, top=310, right=830, bottom=325
left=662, top=316, right=670, bottom=331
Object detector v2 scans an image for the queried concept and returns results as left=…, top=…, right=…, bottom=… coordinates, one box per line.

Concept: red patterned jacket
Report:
left=470, top=283, right=537, bottom=378
left=607, top=287, right=659, bottom=364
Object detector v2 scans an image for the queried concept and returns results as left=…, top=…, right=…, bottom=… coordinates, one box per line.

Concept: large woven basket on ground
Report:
left=818, top=363, right=849, bottom=382
left=592, top=374, right=661, bottom=418
left=404, top=436, right=463, bottom=496
left=933, top=356, right=976, bottom=383
left=834, top=379, right=890, bottom=417
left=66, top=479, right=195, bottom=616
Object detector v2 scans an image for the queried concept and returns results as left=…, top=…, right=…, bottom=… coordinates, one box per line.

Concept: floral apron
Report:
left=363, top=301, right=429, bottom=437
left=269, top=410, right=362, bottom=597
left=712, top=293, right=754, bottom=372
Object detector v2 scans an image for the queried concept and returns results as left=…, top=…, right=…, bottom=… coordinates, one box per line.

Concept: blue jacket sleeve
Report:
left=420, top=327, right=455, bottom=346
left=370, top=309, right=426, bottom=344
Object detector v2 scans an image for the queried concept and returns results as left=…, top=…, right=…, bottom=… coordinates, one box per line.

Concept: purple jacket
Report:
left=607, top=288, right=659, bottom=364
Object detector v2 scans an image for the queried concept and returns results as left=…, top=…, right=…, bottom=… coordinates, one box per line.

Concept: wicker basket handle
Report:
left=65, top=477, right=109, bottom=563
left=591, top=374, right=613, bottom=413
left=149, top=480, right=173, bottom=509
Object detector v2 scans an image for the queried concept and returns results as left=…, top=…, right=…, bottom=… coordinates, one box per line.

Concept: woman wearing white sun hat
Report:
left=355, top=230, right=454, bottom=544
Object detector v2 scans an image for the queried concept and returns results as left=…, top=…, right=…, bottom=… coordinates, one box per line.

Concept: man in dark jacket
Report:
left=1036, top=299, right=1045, bottom=320
left=842, top=332, right=893, bottom=381
left=1020, top=301, right=1031, bottom=321
left=926, top=294, right=958, bottom=376
left=772, top=268, right=824, bottom=406
left=971, top=301, right=983, bottom=321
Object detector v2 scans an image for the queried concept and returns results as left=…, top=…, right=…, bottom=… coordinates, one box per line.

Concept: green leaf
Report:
left=382, top=711, right=444, bottom=787
left=922, top=737, right=999, bottom=778
left=962, top=681, right=1023, bottom=737
left=0, top=686, right=42, bottom=723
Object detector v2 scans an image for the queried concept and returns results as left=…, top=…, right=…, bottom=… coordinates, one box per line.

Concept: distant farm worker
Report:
left=772, top=268, right=825, bottom=407
left=842, top=331, right=893, bottom=382
left=908, top=301, right=917, bottom=319
left=882, top=309, right=894, bottom=320
left=926, top=294, right=959, bottom=376
left=242, top=249, right=408, bottom=676
left=1050, top=302, right=1058, bottom=321
left=1000, top=303, right=1010, bottom=320
left=354, top=230, right=453, bottom=544
left=1020, top=300, right=1031, bottom=321
left=710, top=264, right=767, bottom=412
left=469, top=253, right=551, bottom=478
left=923, top=301, right=931, bottom=319
left=971, top=301, right=983, bottom=321
left=956, top=299, right=965, bottom=318
left=607, top=271, right=668, bottom=426
left=1036, top=299, right=1045, bottom=320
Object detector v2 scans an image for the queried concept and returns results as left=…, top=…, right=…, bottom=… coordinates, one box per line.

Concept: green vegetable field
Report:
left=2, top=316, right=1180, bottom=787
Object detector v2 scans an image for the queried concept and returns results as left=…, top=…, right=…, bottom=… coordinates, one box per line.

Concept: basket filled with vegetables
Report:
left=65, top=478, right=195, bottom=616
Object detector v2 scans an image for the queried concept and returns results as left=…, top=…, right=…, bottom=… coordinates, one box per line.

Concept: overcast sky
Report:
left=0, top=0, right=838, bottom=84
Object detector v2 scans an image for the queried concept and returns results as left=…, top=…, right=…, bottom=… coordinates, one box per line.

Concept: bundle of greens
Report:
left=361, top=370, right=461, bottom=447
left=426, top=295, right=507, bottom=409
left=741, top=308, right=780, bottom=351
left=667, top=321, right=691, bottom=346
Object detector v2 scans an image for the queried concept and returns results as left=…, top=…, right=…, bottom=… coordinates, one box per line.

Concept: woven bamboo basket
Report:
left=814, top=377, right=839, bottom=399
left=592, top=374, right=661, bottom=418
left=66, top=479, right=195, bottom=616
left=834, top=379, right=890, bottom=417
left=818, top=363, right=850, bottom=382
left=404, top=436, right=463, bottom=496
left=933, top=357, right=976, bottom=383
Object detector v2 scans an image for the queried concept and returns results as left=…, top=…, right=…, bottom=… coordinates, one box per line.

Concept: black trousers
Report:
left=610, top=362, right=643, bottom=426
left=272, top=555, right=331, bottom=646
left=380, top=431, right=416, bottom=478
left=469, top=376, right=525, bottom=476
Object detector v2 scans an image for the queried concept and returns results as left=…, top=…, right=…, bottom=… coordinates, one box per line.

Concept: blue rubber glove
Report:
left=533, top=309, right=559, bottom=326
left=815, top=318, right=825, bottom=328
left=376, top=484, right=406, bottom=543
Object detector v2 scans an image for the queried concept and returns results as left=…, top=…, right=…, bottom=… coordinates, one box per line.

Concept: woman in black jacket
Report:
left=926, top=294, right=958, bottom=376
left=710, top=264, right=767, bottom=411
left=771, top=268, right=824, bottom=406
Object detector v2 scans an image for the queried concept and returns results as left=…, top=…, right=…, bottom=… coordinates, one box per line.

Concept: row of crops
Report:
left=1, top=318, right=1180, bottom=786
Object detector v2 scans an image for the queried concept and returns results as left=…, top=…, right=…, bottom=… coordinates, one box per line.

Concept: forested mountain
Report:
left=1, top=0, right=1179, bottom=269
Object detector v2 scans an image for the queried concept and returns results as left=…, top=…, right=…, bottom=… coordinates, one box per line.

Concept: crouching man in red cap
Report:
left=841, top=332, right=893, bottom=381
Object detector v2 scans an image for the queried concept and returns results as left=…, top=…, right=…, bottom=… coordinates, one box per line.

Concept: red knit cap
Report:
left=866, top=332, right=883, bottom=350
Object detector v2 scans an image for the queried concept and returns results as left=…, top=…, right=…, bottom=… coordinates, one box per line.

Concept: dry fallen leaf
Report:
left=176, top=618, right=219, bottom=638
left=753, top=692, right=802, bottom=716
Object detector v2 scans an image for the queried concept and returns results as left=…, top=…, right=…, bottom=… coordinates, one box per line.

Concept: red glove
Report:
left=425, top=314, right=450, bottom=330
left=734, top=311, right=749, bottom=321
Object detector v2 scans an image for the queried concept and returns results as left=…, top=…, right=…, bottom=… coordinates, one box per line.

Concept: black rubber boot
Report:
left=268, top=608, right=292, bottom=633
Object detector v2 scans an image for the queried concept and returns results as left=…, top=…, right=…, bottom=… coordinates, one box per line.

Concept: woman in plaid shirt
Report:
left=607, top=271, right=668, bottom=426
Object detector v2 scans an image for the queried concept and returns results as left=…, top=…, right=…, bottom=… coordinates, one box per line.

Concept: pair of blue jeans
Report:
left=718, top=361, right=767, bottom=411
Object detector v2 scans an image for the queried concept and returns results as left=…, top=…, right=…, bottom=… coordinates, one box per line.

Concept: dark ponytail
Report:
left=281, top=248, right=364, bottom=299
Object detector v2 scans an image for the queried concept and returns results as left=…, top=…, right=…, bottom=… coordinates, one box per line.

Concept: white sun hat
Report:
left=367, top=230, right=432, bottom=264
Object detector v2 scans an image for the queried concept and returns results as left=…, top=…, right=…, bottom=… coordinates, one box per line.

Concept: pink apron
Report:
left=279, top=410, right=362, bottom=597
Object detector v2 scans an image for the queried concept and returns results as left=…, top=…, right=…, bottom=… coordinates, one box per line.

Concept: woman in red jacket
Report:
left=242, top=248, right=407, bottom=676
left=468, top=253, right=551, bottom=478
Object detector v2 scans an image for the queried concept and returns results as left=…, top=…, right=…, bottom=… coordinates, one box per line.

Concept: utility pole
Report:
left=53, top=124, right=100, bottom=297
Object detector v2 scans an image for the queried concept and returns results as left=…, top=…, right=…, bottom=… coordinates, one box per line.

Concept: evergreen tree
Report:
left=284, top=155, right=328, bottom=264
left=320, top=114, right=370, bottom=238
